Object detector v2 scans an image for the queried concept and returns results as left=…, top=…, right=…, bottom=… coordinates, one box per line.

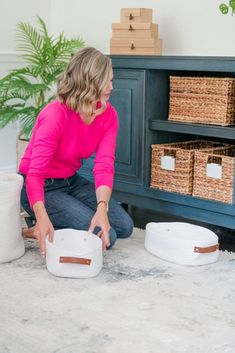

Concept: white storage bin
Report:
left=145, top=222, right=219, bottom=266
left=46, top=229, right=103, bottom=278
left=0, top=173, right=25, bottom=263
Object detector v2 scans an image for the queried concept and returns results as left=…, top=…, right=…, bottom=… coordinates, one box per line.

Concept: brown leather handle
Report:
left=194, top=244, right=219, bottom=253
left=59, top=256, right=91, bottom=265
left=129, top=13, right=134, bottom=20
left=129, top=24, right=134, bottom=31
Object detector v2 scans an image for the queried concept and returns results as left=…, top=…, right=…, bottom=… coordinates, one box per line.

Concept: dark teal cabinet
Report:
left=110, top=69, right=145, bottom=185
left=110, top=55, right=235, bottom=230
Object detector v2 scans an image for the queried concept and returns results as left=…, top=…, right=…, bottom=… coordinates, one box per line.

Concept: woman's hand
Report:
left=89, top=203, right=110, bottom=250
left=33, top=202, right=54, bottom=256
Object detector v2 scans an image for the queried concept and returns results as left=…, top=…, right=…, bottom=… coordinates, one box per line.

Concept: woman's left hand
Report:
left=88, top=206, right=110, bottom=250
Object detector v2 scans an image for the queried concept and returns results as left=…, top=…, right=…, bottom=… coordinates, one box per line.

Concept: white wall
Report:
left=0, top=0, right=51, bottom=171
left=0, top=0, right=235, bottom=171
left=0, top=0, right=51, bottom=52
left=51, top=0, right=235, bottom=56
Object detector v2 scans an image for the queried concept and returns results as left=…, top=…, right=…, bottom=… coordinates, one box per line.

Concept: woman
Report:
left=19, top=47, right=133, bottom=256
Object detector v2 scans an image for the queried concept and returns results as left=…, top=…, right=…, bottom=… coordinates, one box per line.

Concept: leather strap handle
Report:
left=129, top=24, right=134, bottom=31
left=129, top=13, right=134, bottom=20
left=194, top=244, right=219, bottom=253
left=59, top=256, right=91, bottom=265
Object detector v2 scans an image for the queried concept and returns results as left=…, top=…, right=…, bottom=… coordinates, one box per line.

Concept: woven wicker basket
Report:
left=193, top=146, right=235, bottom=204
left=169, top=76, right=235, bottom=126
left=150, top=140, right=227, bottom=195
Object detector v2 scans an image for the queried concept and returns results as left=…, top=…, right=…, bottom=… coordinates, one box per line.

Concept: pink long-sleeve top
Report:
left=19, top=100, right=118, bottom=208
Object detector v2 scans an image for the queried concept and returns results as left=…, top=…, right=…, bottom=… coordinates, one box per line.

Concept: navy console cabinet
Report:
left=109, top=55, right=235, bottom=230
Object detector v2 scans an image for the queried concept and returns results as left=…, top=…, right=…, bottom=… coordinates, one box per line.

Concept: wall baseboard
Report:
left=0, top=165, right=16, bottom=173
left=0, top=51, right=25, bottom=64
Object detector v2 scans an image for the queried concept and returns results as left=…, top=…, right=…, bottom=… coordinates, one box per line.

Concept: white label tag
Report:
left=161, top=156, right=175, bottom=171
left=206, top=163, right=222, bottom=179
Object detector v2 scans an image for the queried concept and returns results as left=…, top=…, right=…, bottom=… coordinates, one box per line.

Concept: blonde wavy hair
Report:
left=57, top=47, right=112, bottom=117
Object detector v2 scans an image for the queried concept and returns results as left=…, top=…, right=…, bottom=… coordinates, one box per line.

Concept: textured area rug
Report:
left=0, top=228, right=235, bottom=353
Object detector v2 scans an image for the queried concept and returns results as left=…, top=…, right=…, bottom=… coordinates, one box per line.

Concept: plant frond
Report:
left=40, top=65, right=64, bottom=85
left=0, top=78, right=48, bottom=97
left=0, top=16, right=85, bottom=135
left=16, top=22, right=44, bottom=65
left=36, top=16, right=48, bottom=38
left=54, top=37, right=85, bottom=61
left=9, top=66, right=42, bottom=79
left=0, top=108, right=22, bottom=128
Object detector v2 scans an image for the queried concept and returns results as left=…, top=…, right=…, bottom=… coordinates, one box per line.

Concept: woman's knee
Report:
left=117, top=214, right=134, bottom=239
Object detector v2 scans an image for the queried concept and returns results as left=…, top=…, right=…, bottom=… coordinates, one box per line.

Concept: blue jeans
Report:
left=20, top=173, right=134, bottom=248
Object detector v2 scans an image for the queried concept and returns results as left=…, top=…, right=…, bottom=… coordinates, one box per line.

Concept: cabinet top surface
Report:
left=110, top=55, right=235, bottom=72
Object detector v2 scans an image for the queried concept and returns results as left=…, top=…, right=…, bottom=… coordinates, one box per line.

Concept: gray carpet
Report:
left=0, top=228, right=235, bottom=353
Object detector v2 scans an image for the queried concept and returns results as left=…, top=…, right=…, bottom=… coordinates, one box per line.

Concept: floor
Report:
left=128, top=205, right=235, bottom=252
left=2, top=227, right=235, bottom=353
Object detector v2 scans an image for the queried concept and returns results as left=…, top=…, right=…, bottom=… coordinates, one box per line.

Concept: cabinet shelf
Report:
left=150, top=120, right=235, bottom=139
left=114, top=181, right=235, bottom=215
left=113, top=183, right=235, bottom=228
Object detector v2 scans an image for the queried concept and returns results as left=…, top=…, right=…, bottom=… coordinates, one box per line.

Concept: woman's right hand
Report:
left=33, top=202, right=54, bottom=256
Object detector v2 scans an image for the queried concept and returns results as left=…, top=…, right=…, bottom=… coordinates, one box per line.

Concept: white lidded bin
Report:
left=145, top=222, right=219, bottom=266
left=46, top=229, right=103, bottom=278
left=0, top=173, right=25, bottom=263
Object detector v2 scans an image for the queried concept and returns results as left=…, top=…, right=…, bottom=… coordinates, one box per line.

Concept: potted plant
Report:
left=219, top=1, right=235, bottom=15
left=0, top=16, right=85, bottom=166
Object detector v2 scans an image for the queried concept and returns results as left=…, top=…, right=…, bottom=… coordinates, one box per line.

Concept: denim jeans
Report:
left=20, top=173, right=134, bottom=248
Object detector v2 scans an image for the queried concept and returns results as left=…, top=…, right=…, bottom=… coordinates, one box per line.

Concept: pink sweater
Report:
left=19, top=100, right=118, bottom=208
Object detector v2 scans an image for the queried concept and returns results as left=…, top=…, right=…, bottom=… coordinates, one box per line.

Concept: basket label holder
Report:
left=161, top=155, right=175, bottom=171
left=206, top=156, right=222, bottom=179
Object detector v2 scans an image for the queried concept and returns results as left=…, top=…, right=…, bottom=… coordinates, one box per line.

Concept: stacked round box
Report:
left=150, top=140, right=227, bottom=195
left=110, top=8, right=162, bottom=55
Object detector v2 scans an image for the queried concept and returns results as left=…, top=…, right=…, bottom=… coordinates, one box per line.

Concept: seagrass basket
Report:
left=150, top=140, right=227, bottom=195
left=169, top=76, right=235, bottom=126
left=193, top=146, right=235, bottom=204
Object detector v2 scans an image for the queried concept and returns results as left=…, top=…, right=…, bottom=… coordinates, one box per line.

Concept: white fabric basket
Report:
left=145, top=222, right=219, bottom=266
left=0, top=173, right=25, bottom=263
left=46, top=229, right=103, bottom=278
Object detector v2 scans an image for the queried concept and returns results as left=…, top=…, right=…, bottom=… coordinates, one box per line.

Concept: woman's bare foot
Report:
left=22, top=226, right=36, bottom=239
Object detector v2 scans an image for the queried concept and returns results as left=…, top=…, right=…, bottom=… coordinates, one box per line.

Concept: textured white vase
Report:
left=0, top=173, right=25, bottom=263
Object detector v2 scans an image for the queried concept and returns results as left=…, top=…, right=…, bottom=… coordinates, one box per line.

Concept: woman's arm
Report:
left=89, top=107, right=119, bottom=250
left=32, top=201, right=54, bottom=256
left=25, top=104, right=67, bottom=208
left=89, top=185, right=112, bottom=250
left=25, top=104, right=67, bottom=255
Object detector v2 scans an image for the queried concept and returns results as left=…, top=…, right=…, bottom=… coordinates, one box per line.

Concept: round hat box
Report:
left=46, top=229, right=103, bottom=278
left=145, top=222, right=219, bottom=266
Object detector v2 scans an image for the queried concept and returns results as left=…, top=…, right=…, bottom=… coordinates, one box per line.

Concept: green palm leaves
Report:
left=219, top=1, right=235, bottom=15
left=0, top=16, right=85, bottom=138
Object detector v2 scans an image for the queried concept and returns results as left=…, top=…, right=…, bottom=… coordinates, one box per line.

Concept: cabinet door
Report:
left=110, top=69, right=145, bottom=185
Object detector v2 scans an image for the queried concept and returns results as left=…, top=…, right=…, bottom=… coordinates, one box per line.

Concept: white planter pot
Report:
left=0, top=173, right=25, bottom=263
left=46, top=229, right=103, bottom=278
left=145, top=222, right=219, bottom=266
left=16, top=138, right=28, bottom=169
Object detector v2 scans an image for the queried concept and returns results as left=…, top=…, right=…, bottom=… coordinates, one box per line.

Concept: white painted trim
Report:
left=0, top=51, right=25, bottom=64
left=0, top=165, right=16, bottom=173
